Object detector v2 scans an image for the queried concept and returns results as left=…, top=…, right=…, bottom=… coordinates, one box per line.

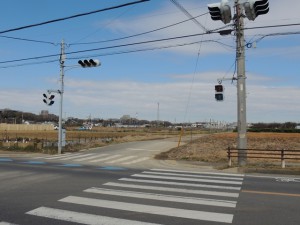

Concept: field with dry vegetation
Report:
left=0, top=127, right=204, bottom=153
left=156, top=132, right=300, bottom=168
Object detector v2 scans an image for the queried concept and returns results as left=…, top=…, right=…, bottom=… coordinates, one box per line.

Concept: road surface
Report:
left=0, top=139, right=299, bottom=225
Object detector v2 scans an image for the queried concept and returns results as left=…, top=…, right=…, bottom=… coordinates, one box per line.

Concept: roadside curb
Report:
left=239, top=167, right=300, bottom=175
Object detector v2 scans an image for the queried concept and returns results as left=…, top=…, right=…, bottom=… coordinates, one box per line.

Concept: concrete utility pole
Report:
left=58, top=39, right=65, bottom=154
left=235, top=0, right=247, bottom=165
left=208, top=0, right=269, bottom=166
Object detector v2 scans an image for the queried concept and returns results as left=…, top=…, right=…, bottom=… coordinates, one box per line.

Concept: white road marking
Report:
left=104, top=182, right=239, bottom=198
left=132, top=174, right=243, bottom=185
left=151, top=169, right=244, bottom=177
left=143, top=171, right=244, bottom=181
left=108, top=156, right=137, bottom=163
left=122, top=157, right=150, bottom=165
left=84, top=187, right=237, bottom=208
left=26, top=207, right=162, bottom=225
left=119, top=178, right=241, bottom=190
left=59, top=196, right=234, bottom=223
left=126, top=148, right=160, bottom=152
left=73, top=154, right=109, bottom=162
left=89, top=154, right=122, bottom=163
left=43, top=153, right=80, bottom=160
left=58, top=153, right=94, bottom=161
left=0, top=222, right=18, bottom=225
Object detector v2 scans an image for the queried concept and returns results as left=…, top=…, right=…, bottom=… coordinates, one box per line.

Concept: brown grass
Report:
left=0, top=127, right=181, bottom=141
left=155, top=132, right=300, bottom=166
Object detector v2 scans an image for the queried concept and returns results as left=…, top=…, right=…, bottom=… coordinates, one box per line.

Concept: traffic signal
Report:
left=78, top=59, right=101, bottom=68
left=43, top=93, right=55, bottom=106
left=208, top=0, right=232, bottom=24
left=244, top=0, right=269, bottom=21
left=215, top=84, right=224, bottom=101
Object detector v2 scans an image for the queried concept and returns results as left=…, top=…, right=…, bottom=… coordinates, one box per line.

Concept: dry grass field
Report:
left=156, top=132, right=300, bottom=168
left=0, top=127, right=183, bottom=141
left=0, top=127, right=194, bottom=152
left=2, top=127, right=300, bottom=170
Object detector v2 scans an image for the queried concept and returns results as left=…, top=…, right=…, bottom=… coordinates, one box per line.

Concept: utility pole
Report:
left=58, top=39, right=65, bottom=154
left=44, top=44, right=101, bottom=154
left=157, top=102, right=160, bottom=125
left=208, top=0, right=269, bottom=166
left=235, top=0, right=247, bottom=165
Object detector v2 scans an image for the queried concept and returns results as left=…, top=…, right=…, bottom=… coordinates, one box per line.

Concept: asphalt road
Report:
left=0, top=139, right=300, bottom=225
left=1, top=138, right=197, bottom=169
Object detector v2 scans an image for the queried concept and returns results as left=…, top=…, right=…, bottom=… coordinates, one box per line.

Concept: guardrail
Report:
left=227, top=147, right=300, bottom=168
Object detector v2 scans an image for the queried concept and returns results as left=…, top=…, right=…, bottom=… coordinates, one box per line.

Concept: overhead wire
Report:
left=0, top=35, right=57, bottom=45
left=169, top=0, right=208, bottom=33
left=0, top=39, right=234, bottom=69
left=248, top=31, right=300, bottom=47
left=0, top=0, right=150, bottom=35
left=71, top=5, right=136, bottom=45
left=0, top=20, right=299, bottom=68
left=0, top=31, right=219, bottom=64
left=70, top=12, right=209, bottom=46
left=243, top=22, right=300, bottom=31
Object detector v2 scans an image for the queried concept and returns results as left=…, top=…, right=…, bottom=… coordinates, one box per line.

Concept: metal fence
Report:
left=227, top=147, right=300, bottom=168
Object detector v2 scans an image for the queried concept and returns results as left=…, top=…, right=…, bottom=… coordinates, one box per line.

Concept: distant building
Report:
left=40, top=110, right=49, bottom=118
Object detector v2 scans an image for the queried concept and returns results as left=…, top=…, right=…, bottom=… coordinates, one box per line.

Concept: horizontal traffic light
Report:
left=78, top=59, right=101, bottom=68
left=208, top=0, right=232, bottom=24
left=244, top=0, right=269, bottom=21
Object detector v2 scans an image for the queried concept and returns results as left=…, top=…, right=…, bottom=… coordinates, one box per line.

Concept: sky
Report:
left=0, top=0, right=299, bottom=123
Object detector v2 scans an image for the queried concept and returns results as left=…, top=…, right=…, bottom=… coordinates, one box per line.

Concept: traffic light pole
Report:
left=58, top=39, right=65, bottom=154
left=235, top=0, right=247, bottom=166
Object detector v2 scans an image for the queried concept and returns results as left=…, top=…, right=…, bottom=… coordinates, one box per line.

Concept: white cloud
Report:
left=0, top=70, right=299, bottom=123
left=102, top=0, right=300, bottom=57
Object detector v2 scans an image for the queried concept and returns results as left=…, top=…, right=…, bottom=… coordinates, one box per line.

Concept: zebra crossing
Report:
left=34, top=152, right=150, bottom=166
left=3, top=168, right=244, bottom=225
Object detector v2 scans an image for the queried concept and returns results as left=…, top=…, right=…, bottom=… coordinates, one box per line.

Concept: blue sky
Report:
left=0, top=0, right=299, bottom=123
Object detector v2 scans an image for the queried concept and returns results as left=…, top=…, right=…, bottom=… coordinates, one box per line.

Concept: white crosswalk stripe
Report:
left=89, top=154, right=122, bottom=162
left=34, top=152, right=151, bottom=165
left=122, top=156, right=149, bottom=164
left=0, top=222, right=19, bottom=225
left=24, top=169, right=244, bottom=224
left=103, top=182, right=240, bottom=197
left=108, top=155, right=137, bottom=163
left=118, top=177, right=241, bottom=190
left=73, top=153, right=109, bottom=162
left=142, top=171, right=244, bottom=181
left=59, top=196, right=234, bottom=223
left=26, top=207, right=162, bottom=225
left=151, top=168, right=245, bottom=177
left=131, top=173, right=243, bottom=185
left=57, top=153, right=95, bottom=160
left=84, top=187, right=237, bottom=207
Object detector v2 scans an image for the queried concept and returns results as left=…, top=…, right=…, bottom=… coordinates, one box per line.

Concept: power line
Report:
left=1, top=22, right=299, bottom=66
left=71, top=5, right=136, bottom=45
left=0, top=31, right=215, bottom=64
left=170, top=0, right=208, bottom=33
left=70, top=12, right=209, bottom=46
left=0, top=39, right=233, bottom=68
left=0, top=59, right=58, bottom=69
left=244, top=22, right=300, bottom=31
left=246, top=31, right=300, bottom=48
left=0, top=35, right=57, bottom=45
left=68, top=39, right=234, bottom=59
left=0, top=0, right=150, bottom=35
